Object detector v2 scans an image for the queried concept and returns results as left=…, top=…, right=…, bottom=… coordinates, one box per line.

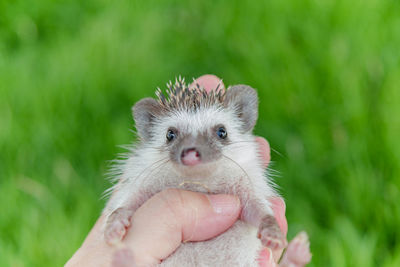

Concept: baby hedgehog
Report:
left=103, top=78, right=311, bottom=266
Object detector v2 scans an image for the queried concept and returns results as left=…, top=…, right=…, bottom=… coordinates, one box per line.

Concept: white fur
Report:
left=161, top=221, right=260, bottom=266
left=104, top=106, right=277, bottom=266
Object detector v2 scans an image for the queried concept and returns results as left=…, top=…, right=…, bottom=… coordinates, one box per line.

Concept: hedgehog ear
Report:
left=224, top=85, right=259, bottom=133
left=132, top=98, right=162, bottom=140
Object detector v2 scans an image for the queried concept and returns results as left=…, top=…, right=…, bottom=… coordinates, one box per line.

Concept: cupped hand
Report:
left=66, top=75, right=287, bottom=267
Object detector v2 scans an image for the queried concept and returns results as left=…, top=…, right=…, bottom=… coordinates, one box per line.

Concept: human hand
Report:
left=65, top=75, right=287, bottom=267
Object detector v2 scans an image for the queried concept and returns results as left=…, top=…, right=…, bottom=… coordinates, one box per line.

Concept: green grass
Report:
left=1, top=0, right=399, bottom=266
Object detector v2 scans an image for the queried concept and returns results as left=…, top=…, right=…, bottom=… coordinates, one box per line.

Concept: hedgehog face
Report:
left=154, top=107, right=234, bottom=167
left=132, top=79, right=259, bottom=171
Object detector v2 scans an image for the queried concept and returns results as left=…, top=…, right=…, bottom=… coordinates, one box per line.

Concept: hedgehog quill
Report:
left=103, top=77, right=311, bottom=266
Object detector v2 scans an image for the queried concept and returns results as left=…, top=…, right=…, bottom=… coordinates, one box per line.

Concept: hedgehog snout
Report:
left=181, top=147, right=201, bottom=166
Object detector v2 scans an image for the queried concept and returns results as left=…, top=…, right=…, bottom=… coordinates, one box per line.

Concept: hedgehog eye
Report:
left=166, top=129, right=177, bottom=142
left=216, top=127, right=227, bottom=139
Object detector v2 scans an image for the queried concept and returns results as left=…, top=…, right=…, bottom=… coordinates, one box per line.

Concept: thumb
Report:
left=113, top=189, right=240, bottom=266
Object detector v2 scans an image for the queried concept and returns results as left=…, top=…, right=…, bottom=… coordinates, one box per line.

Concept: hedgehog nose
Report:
left=181, top=148, right=201, bottom=166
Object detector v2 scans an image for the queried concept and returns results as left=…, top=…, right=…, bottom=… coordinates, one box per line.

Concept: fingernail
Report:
left=207, top=195, right=240, bottom=216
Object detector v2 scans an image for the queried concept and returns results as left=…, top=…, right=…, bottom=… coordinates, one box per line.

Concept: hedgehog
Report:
left=103, top=77, right=311, bottom=266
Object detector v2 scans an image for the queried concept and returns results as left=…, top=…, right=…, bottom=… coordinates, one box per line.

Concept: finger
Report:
left=116, top=189, right=240, bottom=266
left=66, top=215, right=114, bottom=267
left=270, top=197, right=287, bottom=262
left=258, top=248, right=277, bottom=267
left=190, top=74, right=225, bottom=93
left=256, top=137, right=271, bottom=167
left=280, top=231, right=312, bottom=267
left=270, top=197, right=287, bottom=236
left=112, top=248, right=135, bottom=267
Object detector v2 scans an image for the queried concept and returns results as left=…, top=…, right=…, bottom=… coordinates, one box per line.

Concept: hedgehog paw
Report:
left=104, top=207, right=132, bottom=245
left=257, top=215, right=287, bottom=250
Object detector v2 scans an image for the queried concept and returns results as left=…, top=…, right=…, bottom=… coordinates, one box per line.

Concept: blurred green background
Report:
left=1, top=0, right=399, bottom=266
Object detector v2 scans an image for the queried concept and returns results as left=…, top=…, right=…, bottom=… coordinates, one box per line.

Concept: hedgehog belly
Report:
left=160, top=220, right=261, bottom=267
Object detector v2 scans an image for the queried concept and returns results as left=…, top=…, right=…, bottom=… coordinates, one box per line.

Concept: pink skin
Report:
left=181, top=148, right=201, bottom=166
left=280, top=232, right=312, bottom=267
left=66, top=75, right=309, bottom=267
